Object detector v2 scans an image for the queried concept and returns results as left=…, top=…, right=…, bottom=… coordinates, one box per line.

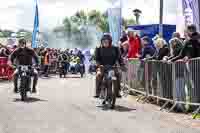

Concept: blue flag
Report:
left=32, top=0, right=39, bottom=48
left=107, top=0, right=122, bottom=45
left=182, top=0, right=200, bottom=31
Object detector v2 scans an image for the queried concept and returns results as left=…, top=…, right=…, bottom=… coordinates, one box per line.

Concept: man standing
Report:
left=171, top=24, right=200, bottom=62
left=127, top=29, right=141, bottom=59
left=170, top=24, right=200, bottom=104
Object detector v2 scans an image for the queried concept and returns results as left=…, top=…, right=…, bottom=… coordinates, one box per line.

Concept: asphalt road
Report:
left=0, top=74, right=199, bottom=133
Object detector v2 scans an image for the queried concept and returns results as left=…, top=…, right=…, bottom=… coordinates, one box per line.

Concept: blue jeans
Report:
left=64, top=62, right=69, bottom=72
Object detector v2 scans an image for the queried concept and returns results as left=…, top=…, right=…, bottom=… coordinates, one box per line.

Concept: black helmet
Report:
left=101, top=33, right=112, bottom=45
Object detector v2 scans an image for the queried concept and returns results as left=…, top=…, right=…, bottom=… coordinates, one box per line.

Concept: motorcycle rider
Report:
left=9, top=39, right=39, bottom=93
left=94, top=33, right=125, bottom=98
left=58, top=51, right=69, bottom=77
left=69, top=54, right=80, bottom=73
left=77, top=50, right=85, bottom=73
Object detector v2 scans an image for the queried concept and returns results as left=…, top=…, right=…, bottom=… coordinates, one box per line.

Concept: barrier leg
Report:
left=136, top=95, right=144, bottom=102
left=156, top=96, right=160, bottom=105
left=192, top=106, right=200, bottom=119
left=160, top=101, right=170, bottom=111
left=168, top=102, right=177, bottom=112
left=142, top=96, right=149, bottom=104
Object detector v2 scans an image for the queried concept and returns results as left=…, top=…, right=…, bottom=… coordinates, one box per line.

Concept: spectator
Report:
left=120, top=41, right=129, bottom=58
left=171, top=31, right=184, bottom=48
left=167, top=37, right=185, bottom=111
left=171, top=24, right=200, bottom=105
left=127, top=29, right=141, bottom=59
left=171, top=24, right=200, bottom=62
left=147, top=37, right=170, bottom=98
left=172, top=32, right=181, bottom=39
left=119, top=33, right=128, bottom=58
left=42, top=49, right=50, bottom=77
left=167, top=38, right=183, bottom=60
left=140, top=36, right=155, bottom=59
left=137, top=36, right=155, bottom=87
left=0, top=43, right=10, bottom=57
left=152, top=38, right=170, bottom=60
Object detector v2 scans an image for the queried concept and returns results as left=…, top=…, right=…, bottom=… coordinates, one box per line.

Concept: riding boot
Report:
left=94, top=77, right=101, bottom=98
left=32, top=74, right=38, bottom=93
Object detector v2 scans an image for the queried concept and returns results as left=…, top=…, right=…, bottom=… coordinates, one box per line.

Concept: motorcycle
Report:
left=59, top=61, right=67, bottom=78
left=18, top=65, right=33, bottom=101
left=79, top=63, right=85, bottom=78
left=98, top=65, right=118, bottom=109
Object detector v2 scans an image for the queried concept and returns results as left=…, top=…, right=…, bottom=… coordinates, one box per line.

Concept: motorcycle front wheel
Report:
left=110, top=80, right=117, bottom=109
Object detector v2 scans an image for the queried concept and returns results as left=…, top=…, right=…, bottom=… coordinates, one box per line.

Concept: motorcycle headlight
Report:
left=22, top=72, right=26, bottom=76
left=21, top=66, right=28, bottom=71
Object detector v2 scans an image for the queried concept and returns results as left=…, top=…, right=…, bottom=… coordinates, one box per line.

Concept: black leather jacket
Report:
left=10, top=47, right=39, bottom=65
left=95, top=46, right=124, bottom=66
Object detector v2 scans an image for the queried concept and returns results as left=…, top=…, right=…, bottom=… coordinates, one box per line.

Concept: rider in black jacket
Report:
left=94, top=33, right=125, bottom=98
left=9, top=39, right=39, bottom=93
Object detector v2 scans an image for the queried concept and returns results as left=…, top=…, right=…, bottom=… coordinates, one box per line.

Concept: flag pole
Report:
left=32, top=0, right=39, bottom=48
left=159, top=0, right=163, bottom=37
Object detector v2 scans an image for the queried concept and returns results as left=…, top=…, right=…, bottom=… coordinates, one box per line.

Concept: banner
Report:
left=107, top=0, right=122, bottom=45
left=32, top=0, right=39, bottom=48
left=182, top=0, right=200, bottom=31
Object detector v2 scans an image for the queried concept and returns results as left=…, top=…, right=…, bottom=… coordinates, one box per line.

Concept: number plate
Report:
left=21, top=66, right=28, bottom=71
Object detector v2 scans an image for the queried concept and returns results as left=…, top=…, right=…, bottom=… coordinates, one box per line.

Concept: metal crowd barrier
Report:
left=122, top=58, right=200, bottom=118
left=122, top=59, right=146, bottom=95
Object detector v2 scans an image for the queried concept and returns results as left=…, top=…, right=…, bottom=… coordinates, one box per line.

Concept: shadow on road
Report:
left=99, top=105, right=136, bottom=112
left=40, top=76, right=53, bottom=79
left=114, top=105, right=136, bottom=112
left=13, top=97, right=48, bottom=103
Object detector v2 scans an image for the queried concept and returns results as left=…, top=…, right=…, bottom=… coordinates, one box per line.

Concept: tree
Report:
left=133, top=9, right=142, bottom=25
left=88, top=10, right=101, bottom=24
left=53, top=9, right=136, bottom=48
left=0, top=30, right=14, bottom=37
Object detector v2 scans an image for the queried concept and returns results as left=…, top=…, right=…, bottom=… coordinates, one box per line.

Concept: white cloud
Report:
left=0, top=0, right=179, bottom=31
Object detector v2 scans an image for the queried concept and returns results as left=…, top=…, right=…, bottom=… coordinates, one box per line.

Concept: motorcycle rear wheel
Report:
left=110, top=80, right=117, bottom=109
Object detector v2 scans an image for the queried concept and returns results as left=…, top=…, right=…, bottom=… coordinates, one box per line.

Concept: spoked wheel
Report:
left=20, top=78, right=28, bottom=101
left=97, top=87, right=106, bottom=107
left=110, top=80, right=117, bottom=109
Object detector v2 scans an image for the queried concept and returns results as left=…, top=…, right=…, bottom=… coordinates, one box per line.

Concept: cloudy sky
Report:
left=0, top=0, right=180, bottom=31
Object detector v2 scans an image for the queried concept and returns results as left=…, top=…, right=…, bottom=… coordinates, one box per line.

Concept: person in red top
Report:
left=127, top=29, right=141, bottom=59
